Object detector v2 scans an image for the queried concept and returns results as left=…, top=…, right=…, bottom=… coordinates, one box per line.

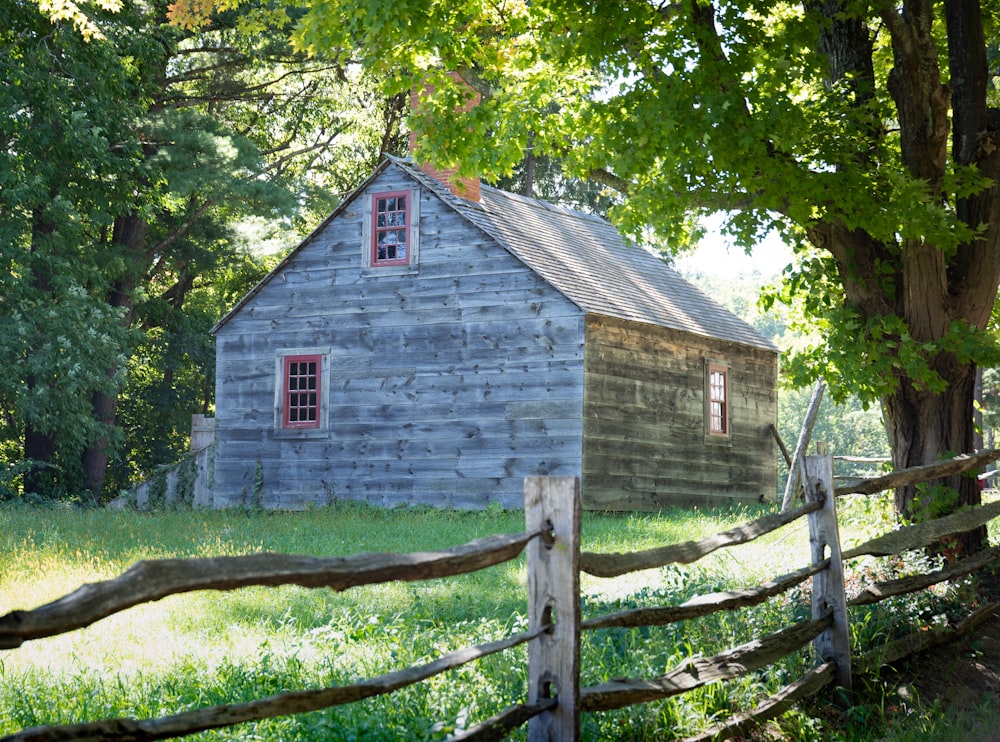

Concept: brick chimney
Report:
left=408, top=72, right=481, bottom=202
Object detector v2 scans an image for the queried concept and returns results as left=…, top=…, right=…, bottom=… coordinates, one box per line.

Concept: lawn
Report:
left=0, top=497, right=994, bottom=740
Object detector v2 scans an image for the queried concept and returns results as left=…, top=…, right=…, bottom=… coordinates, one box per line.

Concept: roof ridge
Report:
left=478, top=182, right=611, bottom=226
left=217, top=154, right=777, bottom=352
left=385, top=153, right=608, bottom=227
left=384, top=153, right=486, bottom=211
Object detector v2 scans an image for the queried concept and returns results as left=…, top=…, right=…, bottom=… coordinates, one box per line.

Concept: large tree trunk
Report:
left=81, top=214, right=146, bottom=500
left=81, top=383, right=117, bottom=500
left=22, top=418, right=56, bottom=497
left=882, top=360, right=985, bottom=557
left=804, top=1, right=1000, bottom=559
left=23, top=207, right=58, bottom=497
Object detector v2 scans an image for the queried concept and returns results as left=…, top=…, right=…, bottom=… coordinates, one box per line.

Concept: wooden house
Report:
left=208, top=156, right=779, bottom=510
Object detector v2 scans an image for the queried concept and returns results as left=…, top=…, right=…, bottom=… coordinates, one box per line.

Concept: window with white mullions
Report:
left=372, top=191, right=410, bottom=265
left=708, top=364, right=728, bottom=436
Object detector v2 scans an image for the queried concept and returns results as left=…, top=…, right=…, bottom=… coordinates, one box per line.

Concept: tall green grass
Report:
left=0, top=497, right=995, bottom=740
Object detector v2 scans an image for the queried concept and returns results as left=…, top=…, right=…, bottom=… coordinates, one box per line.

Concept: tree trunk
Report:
left=23, top=418, right=56, bottom=497
left=882, top=359, right=985, bottom=557
left=81, top=383, right=117, bottom=500
left=81, top=213, right=146, bottom=500
left=23, top=207, right=58, bottom=497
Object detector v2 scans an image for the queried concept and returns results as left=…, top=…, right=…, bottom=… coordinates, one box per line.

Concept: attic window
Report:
left=361, top=188, right=420, bottom=273
left=371, top=191, right=411, bottom=266
left=707, top=364, right=729, bottom=437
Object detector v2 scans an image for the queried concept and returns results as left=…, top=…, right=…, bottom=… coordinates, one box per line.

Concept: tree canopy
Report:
left=256, top=0, right=1000, bottom=548
left=2, top=0, right=404, bottom=499
left=20, top=0, right=1000, bottom=546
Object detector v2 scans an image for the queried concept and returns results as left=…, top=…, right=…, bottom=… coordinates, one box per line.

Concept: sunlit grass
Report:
left=0, top=494, right=996, bottom=740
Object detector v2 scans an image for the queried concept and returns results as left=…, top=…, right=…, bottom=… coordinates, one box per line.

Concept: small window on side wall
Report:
left=707, top=363, right=729, bottom=437
left=274, top=349, right=329, bottom=435
left=361, top=188, right=420, bottom=273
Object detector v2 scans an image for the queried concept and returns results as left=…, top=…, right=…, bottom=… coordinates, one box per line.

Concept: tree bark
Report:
left=81, top=213, right=146, bottom=499
left=805, top=0, right=999, bottom=558
left=22, top=423, right=56, bottom=497
left=23, top=207, right=58, bottom=497
left=881, top=361, right=985, bottom=555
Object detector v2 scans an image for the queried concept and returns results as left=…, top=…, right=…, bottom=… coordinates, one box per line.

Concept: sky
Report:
left=673, top=217, right=794, bottom=280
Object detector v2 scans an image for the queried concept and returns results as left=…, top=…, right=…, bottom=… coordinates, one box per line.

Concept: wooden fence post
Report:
left=525, top=476, right=581, bottom=742
left=781, top=380, right=826, bottom=511
left=803, top=453, right=852, bottom=689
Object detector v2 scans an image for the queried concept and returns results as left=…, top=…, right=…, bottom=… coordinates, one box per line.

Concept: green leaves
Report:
left=778, top=299, right=1000, bottom=407
left=3, top=0, right=407, bottom=498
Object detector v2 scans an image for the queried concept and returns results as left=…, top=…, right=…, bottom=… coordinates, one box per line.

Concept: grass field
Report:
left=0, top=497, right=995, bottom=740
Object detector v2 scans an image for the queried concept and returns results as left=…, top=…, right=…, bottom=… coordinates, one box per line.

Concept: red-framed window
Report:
left=371, top=190, right=410, bottom=266
left=282, top=354, right=321, bottom=429
left=708, top=364, right=728, bottom=436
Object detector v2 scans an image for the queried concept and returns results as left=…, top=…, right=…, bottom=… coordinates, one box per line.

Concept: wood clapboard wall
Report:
left=582, top=315, right=778, bottom=509
left=213, top=164, right=587, bottom=509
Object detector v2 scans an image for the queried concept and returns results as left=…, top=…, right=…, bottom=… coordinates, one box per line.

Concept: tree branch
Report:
left=149, top=199, right=217, bottom=258
left=586, top=167, right=629, bottom=196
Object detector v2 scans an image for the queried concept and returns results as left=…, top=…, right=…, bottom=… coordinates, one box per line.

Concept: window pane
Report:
left=372, top=192, right=410, bottom=265
left=708, top=366, right=727, bottom=435
left=284, top=355, right=321, bottom=429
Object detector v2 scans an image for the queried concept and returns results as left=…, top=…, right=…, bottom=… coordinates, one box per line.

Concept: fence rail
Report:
left=3, top=451, right=1000, bottom=741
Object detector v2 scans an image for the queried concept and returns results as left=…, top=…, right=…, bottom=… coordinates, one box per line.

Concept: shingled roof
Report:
left=215, top=155, right=778, bottom=353
left=388, top=156, right=777, bottom=352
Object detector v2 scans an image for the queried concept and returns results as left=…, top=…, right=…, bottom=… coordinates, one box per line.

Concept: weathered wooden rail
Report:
left=3, top=450, right=1000, bottom=741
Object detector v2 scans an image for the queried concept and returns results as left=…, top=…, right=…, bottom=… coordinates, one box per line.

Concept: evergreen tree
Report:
left=2, top=0, right=404, bottom=499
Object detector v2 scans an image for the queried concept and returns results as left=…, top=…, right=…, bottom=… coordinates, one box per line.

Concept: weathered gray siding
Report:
left=582, top=315, right=777, bottom=509
left=213, top=164, right=586, bottom=509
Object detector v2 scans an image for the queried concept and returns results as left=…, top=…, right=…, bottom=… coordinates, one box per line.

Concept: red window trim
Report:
left=282, top=354, right=321, bottom=429
left=708, top=364, right=728, bottom=436
left=371, top=190, right=411, bottom=267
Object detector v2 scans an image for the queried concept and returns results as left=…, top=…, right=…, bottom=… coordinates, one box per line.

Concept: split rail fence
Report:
left=3, top=450, right=1000, bottom=741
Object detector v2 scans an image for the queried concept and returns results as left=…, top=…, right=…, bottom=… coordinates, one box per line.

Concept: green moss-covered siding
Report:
left=582, top=314, right=777, bottom=509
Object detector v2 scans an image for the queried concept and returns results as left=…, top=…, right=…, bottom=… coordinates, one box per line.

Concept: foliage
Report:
left=1, top=0, right=407, bottom=500
left=980, top=367, right=1000, bottom=448
left=262, top=0, right=1000, bottom=530
left=111, top=247, right=280, bottom=489
left=0, top=0, right=145, bottom=497
left=27, top=0, right=124, bottom=40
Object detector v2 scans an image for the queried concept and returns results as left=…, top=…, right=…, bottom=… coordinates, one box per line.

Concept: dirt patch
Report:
left=878, top=609, right=1000, bottom=713
left=782, top=577, right=1000, bottom=740
left=837, top=574, right=1000, bottom=741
